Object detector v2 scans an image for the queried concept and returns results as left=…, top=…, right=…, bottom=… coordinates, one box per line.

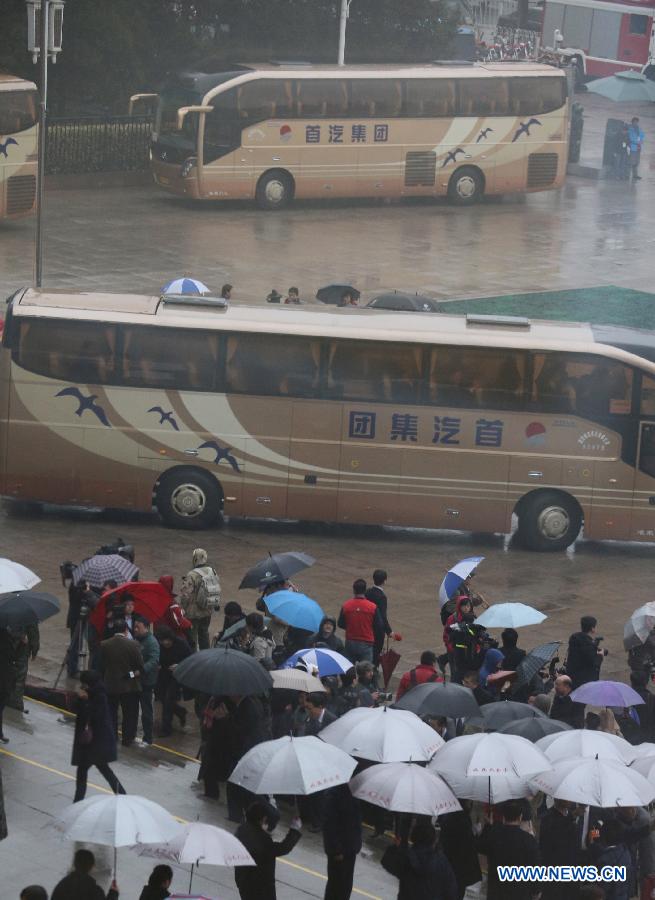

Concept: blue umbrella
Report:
left=284, top=647, right=354, bottom=676
left=162, top=277, right=210, bottom=295
left=438, top=556, right=484, bottom=607
left=263, top=590, right=325, bottom=632
left=571, top=680, right=644, bottom=707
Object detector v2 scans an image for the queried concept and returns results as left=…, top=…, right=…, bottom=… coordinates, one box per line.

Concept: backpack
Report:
left=184, top=565, right=221, bottom=613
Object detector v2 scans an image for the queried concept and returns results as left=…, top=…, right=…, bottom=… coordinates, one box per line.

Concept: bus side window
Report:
left=236, top=80, right=293, bottom=123
left=296, top=80, right=348, bottom=117
left=404, top=80, right=456, bottom=117
left=349, top=80, right=402, bottom=117
left=15, top=320, right=115, bottom=384
left=639, top=424, right=655, bottom=478
left=122, top=327, right=217, bottom=391
left=226, top=334, right=320, bottom=398
left=429, top=348, right=479, bottom=408
left=458, top=79, right=509, bottom=116
left=532, top=354, right=575, bottom=413
left=641, top=374, right=655, bottom=417
left=327, top=340, right=420, bottom=403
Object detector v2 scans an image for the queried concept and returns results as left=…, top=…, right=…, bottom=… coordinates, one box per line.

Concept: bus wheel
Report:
left=155, top=468, right=222, bottom=530
left=644, top=65, right=655, bottom=82
left=448, top=167, right=484, bottom=205
left=517, top=490, right=582, bottom=552
left=256, top=170, right=294, bottom=210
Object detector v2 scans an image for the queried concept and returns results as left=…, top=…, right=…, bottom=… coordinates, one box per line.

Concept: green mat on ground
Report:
left=443, top=286, right=655, bottom=330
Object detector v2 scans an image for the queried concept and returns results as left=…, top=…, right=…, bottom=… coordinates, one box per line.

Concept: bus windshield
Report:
left=156, top=87, right=202, bottom=139
left=0, top=90, right=38, bottom=135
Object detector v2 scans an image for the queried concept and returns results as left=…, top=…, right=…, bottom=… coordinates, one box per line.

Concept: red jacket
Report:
left=443, top=594, right=471, bottom=654
left=338, top=597, right=380, bottom=644
left=396, top=664, right=443, bottom=699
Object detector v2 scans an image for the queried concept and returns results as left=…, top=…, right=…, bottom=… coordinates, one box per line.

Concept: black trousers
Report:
left=74, top=762, right=126, bottom=802
left=324, top=853, right=357, bottom=900
left=108, top=692, right=139, bottom=745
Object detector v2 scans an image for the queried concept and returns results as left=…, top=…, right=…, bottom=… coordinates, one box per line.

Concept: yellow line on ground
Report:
left=27, top=697, right=199, bottom=762
left=0, top=744, right=382, bottom=899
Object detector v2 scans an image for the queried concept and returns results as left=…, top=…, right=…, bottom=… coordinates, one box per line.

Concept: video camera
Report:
left=594, top=636, right=609, bottom=658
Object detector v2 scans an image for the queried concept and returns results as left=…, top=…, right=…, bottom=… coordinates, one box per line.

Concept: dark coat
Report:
left=99, top=634, right=143, bottom=695
left=231, top=695, right=272, bottom=756
left=234, top=822, right=301, bottom=900
left=438, top=809, right=482, bottom=891
left=476, top=823, right=540, bottom=900
left=156, top=636, right=191, bottom=692
left=304, top=708, right=337, bottom=736
left=539, top=807, right=582, bottom=899
left=501, top=646, right=526, bottom=670
left=595, top=843, right=633, bottom=900
left=322, top=785, right=362, bottom=858
left=381, top=842, right=458, bottom=900
left=365, top=585, right=392, bottom=636
left=71, top=681, right=118, bottom=768
left=138, top=886, right=170, bottom=900
left=549, top=693, right=584, bottom=728
left=51, top=871, right=118, bottom=900
left=0, top=629, right=16, bottom=703
left=566, top=631, right=601, bottom=688
left=136, top=632, right=160, bottom=689
left=309, top=617, right=345, bottom=653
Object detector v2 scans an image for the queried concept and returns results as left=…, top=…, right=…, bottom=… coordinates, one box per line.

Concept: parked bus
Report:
left=542, top=0, right=655, bottom=80
left=137, top=62, right=569, bottom=209
left=5, top=288, right=655, bottom=551
left=0, top=74, right=38, bottom=220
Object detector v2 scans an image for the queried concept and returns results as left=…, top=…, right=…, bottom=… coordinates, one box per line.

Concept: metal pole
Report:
left=337, top=0, right=348, bottom=65
left=35, top=0, right=49, bottom=288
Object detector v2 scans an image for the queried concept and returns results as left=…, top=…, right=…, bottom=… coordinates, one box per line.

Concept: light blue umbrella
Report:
left=263, top=590, right=325, bottom=632
left=474, top=602, right=546, bottom=629
left=571, top=680, right=644, bottom=707
left=587, top=70, right=655, bottom=103
left=162, top=276, right=210, bottom=295
left=438, top=556, right=484, bottom=607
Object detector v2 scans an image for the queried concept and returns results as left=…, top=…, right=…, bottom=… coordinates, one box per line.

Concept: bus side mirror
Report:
left=176, top=105, right=213, bottom=130
left=128, top=93, right=158, bottom=116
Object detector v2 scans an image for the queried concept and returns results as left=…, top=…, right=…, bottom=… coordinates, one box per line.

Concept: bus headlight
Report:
left=180, top=157, right=197, bottom=178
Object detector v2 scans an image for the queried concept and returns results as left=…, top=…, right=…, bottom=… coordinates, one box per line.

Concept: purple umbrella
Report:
left=570, top=680, right=644, bottom=707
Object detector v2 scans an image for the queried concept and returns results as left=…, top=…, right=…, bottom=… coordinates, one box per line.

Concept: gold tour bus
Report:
left=0, top=74, right=38, bottom=220
left=3, top=289, right=655, bottom=551
left=134, top=61, right=570, bottom=209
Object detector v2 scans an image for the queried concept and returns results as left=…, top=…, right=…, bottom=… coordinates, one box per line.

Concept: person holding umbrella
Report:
left=234, top=800, right=301, bottom=900
left=382, top=820, right=458, bottom=900
left=71, top=670, right=126, bottom=803
left=51, top=848, right=119, bottom=900
left=322, top=783, right=362, bottom=900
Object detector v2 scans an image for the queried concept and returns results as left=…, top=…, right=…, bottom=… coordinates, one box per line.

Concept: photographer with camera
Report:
left=443, top=596, right=494, bottom=683
left=566, top=616, right=607, bottom=689
left=181, top=549, right=222, bottom=650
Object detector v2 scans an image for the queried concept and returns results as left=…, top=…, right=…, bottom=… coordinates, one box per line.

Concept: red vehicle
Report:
left=542, top=0, right=655, bottom=80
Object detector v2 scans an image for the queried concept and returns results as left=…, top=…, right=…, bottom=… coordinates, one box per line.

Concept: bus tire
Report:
left=644, top=65, right=655, bottom=82
left=155, top=467, right=222, bottom=530
left=448, top=167, right=484, bottom=205
left=255, top=170, right=294, bottom=210
left=516, top=490, right=582, bottom=552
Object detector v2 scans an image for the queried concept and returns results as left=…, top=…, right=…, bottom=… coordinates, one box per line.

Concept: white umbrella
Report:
left=629, top=755, right=655, bottom=784
left=320, top=706, right=443, bottom=762
left=229, top=735, right=356, bottom=795
left=536, top=730, right=634, bottom=764
left=429, top=732, right=550, bottom=803
left=136, top=822, right=255, bottom=892
left=474, top=603, right=546, bottom=629
left=530, top=757, right=655, bottom=807
left=270, top=668, right=326, bottom=693
left=53, top=794, right=182, bottom=876
left=628, top=742, right=655, bottom=759
left=0, top=558, right=40, bottom=593
left=624, top=602, right=655, bottom=650
left=350, top=763, right=461, bottom=816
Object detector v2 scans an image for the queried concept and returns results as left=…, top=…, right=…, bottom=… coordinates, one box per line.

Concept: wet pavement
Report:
left=0, top=93, right=654, bottom=303
left=1, top=87, right=655, bottom=897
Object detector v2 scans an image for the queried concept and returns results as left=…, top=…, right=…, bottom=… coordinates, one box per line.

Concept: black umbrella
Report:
left=513, top=641, right=561, bottom=691
left=497, top=716, right=573, bottom=743
left=392, top=681, right=480, bottom=719
left=476, top=700, right=548, bottom=732
left=0, top=590, right=60, bottom=627
left=173, top=646, right=273, bottom=696
left=239, top=552, right=315, bottom=590
left=315, top=284, right=360, bottom=305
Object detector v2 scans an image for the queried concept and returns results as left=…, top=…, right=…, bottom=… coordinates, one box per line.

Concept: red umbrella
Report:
left=89, top=581, right=172, bottom=631
left=379, top=640, right=401, bottom=689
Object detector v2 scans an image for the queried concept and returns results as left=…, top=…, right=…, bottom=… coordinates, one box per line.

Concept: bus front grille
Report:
left=404, top=151, right=436, bottom=187
left=527, top=153, right=559, bottom=188
left=7, top=175, right=36, bottom=215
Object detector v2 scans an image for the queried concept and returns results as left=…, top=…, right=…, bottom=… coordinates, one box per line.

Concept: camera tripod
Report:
left=54, top=615, right=90, bottom=689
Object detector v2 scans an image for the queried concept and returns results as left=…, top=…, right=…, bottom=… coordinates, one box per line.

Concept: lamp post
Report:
left=26, top=0, right=65, bottom=288
left=337, top=0, right=354, bottom=65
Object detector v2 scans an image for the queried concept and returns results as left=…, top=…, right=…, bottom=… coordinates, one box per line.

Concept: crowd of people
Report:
left=8, top=546, right=655, bottom=900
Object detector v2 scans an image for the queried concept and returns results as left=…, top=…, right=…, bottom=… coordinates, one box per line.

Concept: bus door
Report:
left=202, top=90, right=249, bottom=199
left=632, top=421, right=655, bottom=540
left=337, top=406, right=401, bottom=526
left=286, top=401, right=340, bottom=521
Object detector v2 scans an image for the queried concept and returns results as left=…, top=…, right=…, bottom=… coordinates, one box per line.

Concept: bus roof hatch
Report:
left=158, top=294, right=228, bottom=311
left=466, top=313, right=531, bottom=329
